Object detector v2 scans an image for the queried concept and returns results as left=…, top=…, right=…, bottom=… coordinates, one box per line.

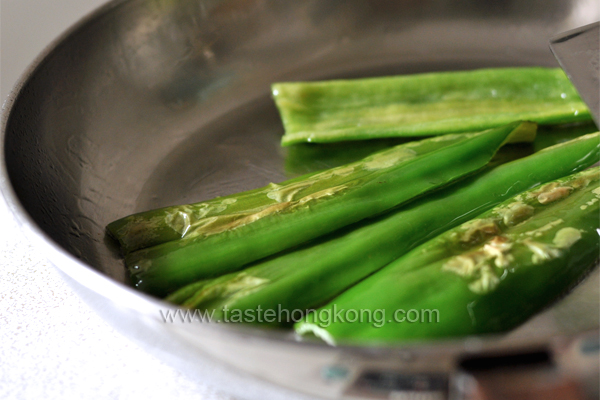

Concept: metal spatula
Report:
left=550, top=22, right=600, bottom=126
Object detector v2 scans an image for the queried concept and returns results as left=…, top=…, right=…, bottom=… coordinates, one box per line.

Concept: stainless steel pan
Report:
left=2, top=1, right=599, bottom=398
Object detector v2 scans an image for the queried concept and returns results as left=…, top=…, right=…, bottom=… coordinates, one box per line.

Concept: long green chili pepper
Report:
left=297, top=167, right=600, bottom=344
left=110, top=130, right=484, bottom=253
left=166, top=132, right=600, bottom=322
left=123, top=122, right=535, bottom=297
left=272, top=67, right=591, bottom=146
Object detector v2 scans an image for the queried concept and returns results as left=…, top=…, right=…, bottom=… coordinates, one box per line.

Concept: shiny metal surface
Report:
left=550, top=22, right=600, bottom=126
left=1, top=1, right=599, bottom=399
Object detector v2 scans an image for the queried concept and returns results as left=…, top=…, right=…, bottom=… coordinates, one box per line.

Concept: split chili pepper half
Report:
left=272, top=67, right=591, bottom=146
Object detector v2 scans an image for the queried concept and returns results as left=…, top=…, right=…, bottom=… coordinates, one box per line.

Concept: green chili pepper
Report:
left=166, top=132, right=600, bottom=323
left=272, top=67, right=591, bottom=146
left=297, top=167, right=600, bottom=344
left=110, top=129, right=489, bottom=253
left=123, top=122, right=534, bottom=297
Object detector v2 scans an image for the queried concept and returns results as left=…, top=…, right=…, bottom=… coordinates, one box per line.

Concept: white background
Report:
left=0, top=1, right=230, bottom=398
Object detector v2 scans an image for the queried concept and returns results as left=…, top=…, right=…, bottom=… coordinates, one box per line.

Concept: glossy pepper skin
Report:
left=123, top=122, right=535, bottom=297
left=272, top=67, right=591, bottom=146
left=296, top=168, right=600, bottom=345
left=109, top=130, right=477, bottom=253
left=167, top=132, right=600, bottom=323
